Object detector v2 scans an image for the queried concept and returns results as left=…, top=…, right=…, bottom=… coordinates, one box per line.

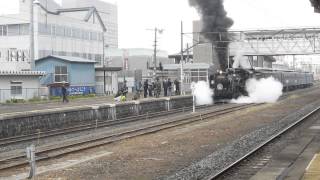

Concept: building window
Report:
left=90, top=32, right=98, bottom=41
left=19, top=24, right=30, bottom=35
left=8, top=24, right=20, bottom=36
left=11, top=82, right=22, bottom=96
left=56, top=25, right=65, bottom=36
left=2, top=25, right=7, bottom=36
left=55, top=66, right=68, bottom=83
left=65, top=27, right=72, bottom=37
left=51, top=24, right=56, bottom=36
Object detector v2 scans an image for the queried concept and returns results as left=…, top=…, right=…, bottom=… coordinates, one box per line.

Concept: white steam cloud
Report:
left=232, top=77, right=283, bottom=104
left=232, top=48, right=251, bottom=69
left=192, top=81, right=213, bottom=105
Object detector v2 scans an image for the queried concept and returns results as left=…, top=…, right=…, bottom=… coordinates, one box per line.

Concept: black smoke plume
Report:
left=190, top=0, right=233, bottom=71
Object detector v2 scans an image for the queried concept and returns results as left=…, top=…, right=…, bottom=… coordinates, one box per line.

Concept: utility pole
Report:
left=227, top=46, right=230, bottom=69
left=153, top=27, right=157, bottom=81
left=147, top=28, right=163, bottom=81
left=186, top=43, right=190, bottom=63
left=30, top=0, right=35, bottom=70
left=180, top=21, right=184, bottom=95
left=102, top=35, right=106, bottom=95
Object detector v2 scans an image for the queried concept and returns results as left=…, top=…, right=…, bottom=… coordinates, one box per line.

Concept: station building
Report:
left=0, top=0, right=120, bottom=98
left=102, top=48, right=173, bottom=93
left=0, top=70, right=45, bottom=102
left=35, top=55, right=96, bottom=96
left=0, top=0, right=114, bottom=71
left=95, top=66, right=122, bottom=95
left=160, top=63, right=211, bottom=93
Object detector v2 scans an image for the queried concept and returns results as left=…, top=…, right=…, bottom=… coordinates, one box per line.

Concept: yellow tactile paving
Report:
left=302, top=154, right=320, bottom=180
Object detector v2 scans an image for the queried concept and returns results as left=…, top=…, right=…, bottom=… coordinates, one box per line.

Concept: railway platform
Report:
left=0, top=94, right=193, bottom=139
left=250, top=114, right=320, bottom=180
left=0, top=94, right=134, bottom=115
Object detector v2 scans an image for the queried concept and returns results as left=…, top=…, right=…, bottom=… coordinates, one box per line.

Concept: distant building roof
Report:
left=36, top=55, right=96, bottom=63
left=105, top=48, right=168, bottom=57
left=163, top=63, right=210, bottom=70
left=168, top=54, right=193, bottom=60
left=263, top=55, right=276, bottom=62
left=0, top=70, right=45, bottom=76
left=95, top=67, right=122, bottom=71
left=36, top=3, right=107, bottom=32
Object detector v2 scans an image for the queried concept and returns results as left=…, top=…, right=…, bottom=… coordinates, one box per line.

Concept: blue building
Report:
left=35, top=55, right=96, bottom=96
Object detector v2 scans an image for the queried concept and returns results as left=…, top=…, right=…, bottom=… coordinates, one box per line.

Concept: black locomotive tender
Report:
left=210, top=67, right=314, bottom=101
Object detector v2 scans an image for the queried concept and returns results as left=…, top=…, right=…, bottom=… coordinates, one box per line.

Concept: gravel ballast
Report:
left=3, top=87, right=320, bottom=180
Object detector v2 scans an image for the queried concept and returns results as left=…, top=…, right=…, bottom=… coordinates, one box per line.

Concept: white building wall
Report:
left=0, top=75, right=45, bottom=102
left=95, top=70, right=118, bottom=94
left=35, top=3, right=104, bottom=61
left=62, top=0, right=118, bottom=48
left=0, top=0, right=105, bottom=71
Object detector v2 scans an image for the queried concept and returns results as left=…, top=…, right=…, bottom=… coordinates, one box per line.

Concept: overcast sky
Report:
left=1, top=0, right=320, bottom=54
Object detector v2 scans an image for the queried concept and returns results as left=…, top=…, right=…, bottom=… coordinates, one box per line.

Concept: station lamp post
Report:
left=180, top=21, right=185, bottom=95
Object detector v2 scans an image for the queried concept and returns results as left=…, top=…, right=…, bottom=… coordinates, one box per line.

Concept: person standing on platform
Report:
left=167, top=78, right=172, bottom=96
left=155, top=78, right=161, bottom=98
left=148, top=81, right=153, bottom=97
left=143, top=79, right=148, bottom=98
left=163, top=79, right=168, bottom=97
left=61, top=83, right=69, bottom=103
left=133, top=81, right=142, bottom=100
left=174, top=79, right=180, bottom=95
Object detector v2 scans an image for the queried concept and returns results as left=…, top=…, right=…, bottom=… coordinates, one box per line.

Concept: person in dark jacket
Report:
left=133, top=81, right=142, bottom=100
left=121, top=81, right=128, bottom=97
left=174, top=79, right=180, bottom=95
left=61, top=84, right=69, bottom=103
left=148, top=81, right=153, bottom=97
left=163, top=79, right=168, bottom=97
left=155, top=78, right=161, bottom=98
left=143, top=79, right=148, bottom=98
left=167, top=78, right=172, bottom=96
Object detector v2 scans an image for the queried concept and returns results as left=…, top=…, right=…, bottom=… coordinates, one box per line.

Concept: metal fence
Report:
left=0, top=87, right=49, bottom=103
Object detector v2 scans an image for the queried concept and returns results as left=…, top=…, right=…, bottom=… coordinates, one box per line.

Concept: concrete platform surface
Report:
left=250, top=116, right=320, bottom=180
left=302, top=154, right=320, bottom=180
left=0, top=94, right=168, bottom=115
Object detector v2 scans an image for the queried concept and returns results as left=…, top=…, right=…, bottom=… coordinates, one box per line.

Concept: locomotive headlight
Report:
left=211, top=80, right=215, bottom=84
left=217, top=83, right=223, bottom=90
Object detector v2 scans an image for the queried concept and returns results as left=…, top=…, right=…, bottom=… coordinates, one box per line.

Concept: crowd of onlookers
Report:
left=115, top=78, right=180, bottom=101
left=141, top=78, right=180, bottom=99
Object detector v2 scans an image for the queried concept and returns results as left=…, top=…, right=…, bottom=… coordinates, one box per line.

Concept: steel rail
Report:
left=0, top=104, right=215, bottom=146
left=0, top=103, right=259, bottom=171
left=207, top=105, right=320, bottom=180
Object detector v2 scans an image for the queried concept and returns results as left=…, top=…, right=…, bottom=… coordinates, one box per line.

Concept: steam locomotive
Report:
left=209, top=67, right=314, bottom=101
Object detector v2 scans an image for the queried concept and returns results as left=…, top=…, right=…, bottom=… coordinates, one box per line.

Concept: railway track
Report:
left=207, top=104, right=320, bottom=180
left=0, top=104, right=216, bottom=147
left=0, top=84, right=314, bottom=147
left=0, top=103, right=259, bottom=171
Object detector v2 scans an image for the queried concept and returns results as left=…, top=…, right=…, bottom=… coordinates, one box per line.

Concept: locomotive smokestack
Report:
left=190, top=0, right=233, bottom=71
